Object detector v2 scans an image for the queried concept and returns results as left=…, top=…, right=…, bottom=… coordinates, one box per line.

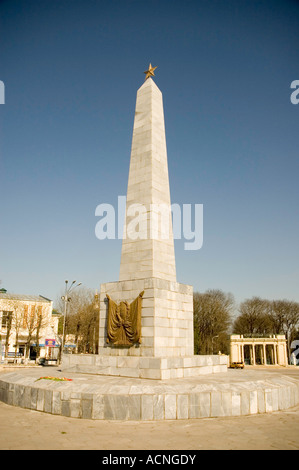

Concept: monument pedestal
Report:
left=61, top=352, right=228, bottom=379
left=63, top=277, right=228, bottom=378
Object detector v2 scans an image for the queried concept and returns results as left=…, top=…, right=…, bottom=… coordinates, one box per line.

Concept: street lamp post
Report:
left=60, top=280, right=82, bottom=361
left=92, top=290, right=100, bottom=354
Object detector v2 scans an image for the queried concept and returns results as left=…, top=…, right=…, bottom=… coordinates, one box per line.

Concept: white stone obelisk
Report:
left=62, top=69, right=228, bottom=378
left=97, top=73, right=194, bottom=364
left=119, top=77, right=176, bottom=283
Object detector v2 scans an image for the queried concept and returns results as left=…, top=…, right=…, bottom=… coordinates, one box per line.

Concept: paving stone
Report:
left=61, top=400, right=71, bottom=417
left=52, top=391, right=62, bottom=415
left=153, top=394, right=164, bottom=420
left=36, top=388, right=44, bottom=411
left=104, top=395, right=129, bottom=420
left=177, top=394, right=188, bottom=419
left=165, top=394, right=176, bottom=420
left=241, top=391, right=250, bottom=415
left=141, top=395, right=154, bottom=420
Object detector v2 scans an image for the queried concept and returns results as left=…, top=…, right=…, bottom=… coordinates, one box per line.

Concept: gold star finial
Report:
left=144, top=63, right=157, bottom=80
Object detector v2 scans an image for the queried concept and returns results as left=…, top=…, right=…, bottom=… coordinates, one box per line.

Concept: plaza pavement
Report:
left=0, top=366, right=299, bottom=450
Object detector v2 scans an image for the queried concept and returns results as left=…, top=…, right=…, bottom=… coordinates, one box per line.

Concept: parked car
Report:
left=39, top=357, right=58, bottom=366
left=230, top=361, right=245, bottom=369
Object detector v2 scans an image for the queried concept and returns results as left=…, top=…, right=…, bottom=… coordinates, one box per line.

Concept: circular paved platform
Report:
left=0, top=367, right=299, bottom=420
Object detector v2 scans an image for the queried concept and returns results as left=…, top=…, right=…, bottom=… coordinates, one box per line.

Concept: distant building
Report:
left=230, top=334, right=288, bottom=366
left=0, top=290, right=60, bottom=363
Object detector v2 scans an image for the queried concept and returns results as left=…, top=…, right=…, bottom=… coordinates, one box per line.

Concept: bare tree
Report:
left=268, top=300, right=299, bottom=358
left=72, top=302, right=99, bottom=353
left=34, top=305, right=48, bottom=359
left=1, top=298, right=22, bottom=359
left=23, top=303, right=47, bottom=359
left=3, top=311, right=13, bottom=358
left=13, top=306, right=23, bottom=359
left=194, top=289, right=234, bottom=355
left=233, top=297, right=272, bottom=336
left=56, top=287, right=97, bottom=353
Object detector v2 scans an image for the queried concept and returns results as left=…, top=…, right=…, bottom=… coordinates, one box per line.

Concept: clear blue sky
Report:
left=0, top=0, right=298, bottom=307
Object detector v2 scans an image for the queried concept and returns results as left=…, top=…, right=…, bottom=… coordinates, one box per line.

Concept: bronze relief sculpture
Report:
left=106, top=291, right=144, bottom=346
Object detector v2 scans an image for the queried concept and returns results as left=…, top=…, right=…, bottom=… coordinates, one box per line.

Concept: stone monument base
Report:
left=61, top=354, right=228, bottom=380
left=1, top=368, right=299, bottom=420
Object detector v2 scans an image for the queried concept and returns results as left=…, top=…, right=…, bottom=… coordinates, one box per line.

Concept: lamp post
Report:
left=60, top=280, right=82, bottom=361
left=92, top=290, right=100, bottom=354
